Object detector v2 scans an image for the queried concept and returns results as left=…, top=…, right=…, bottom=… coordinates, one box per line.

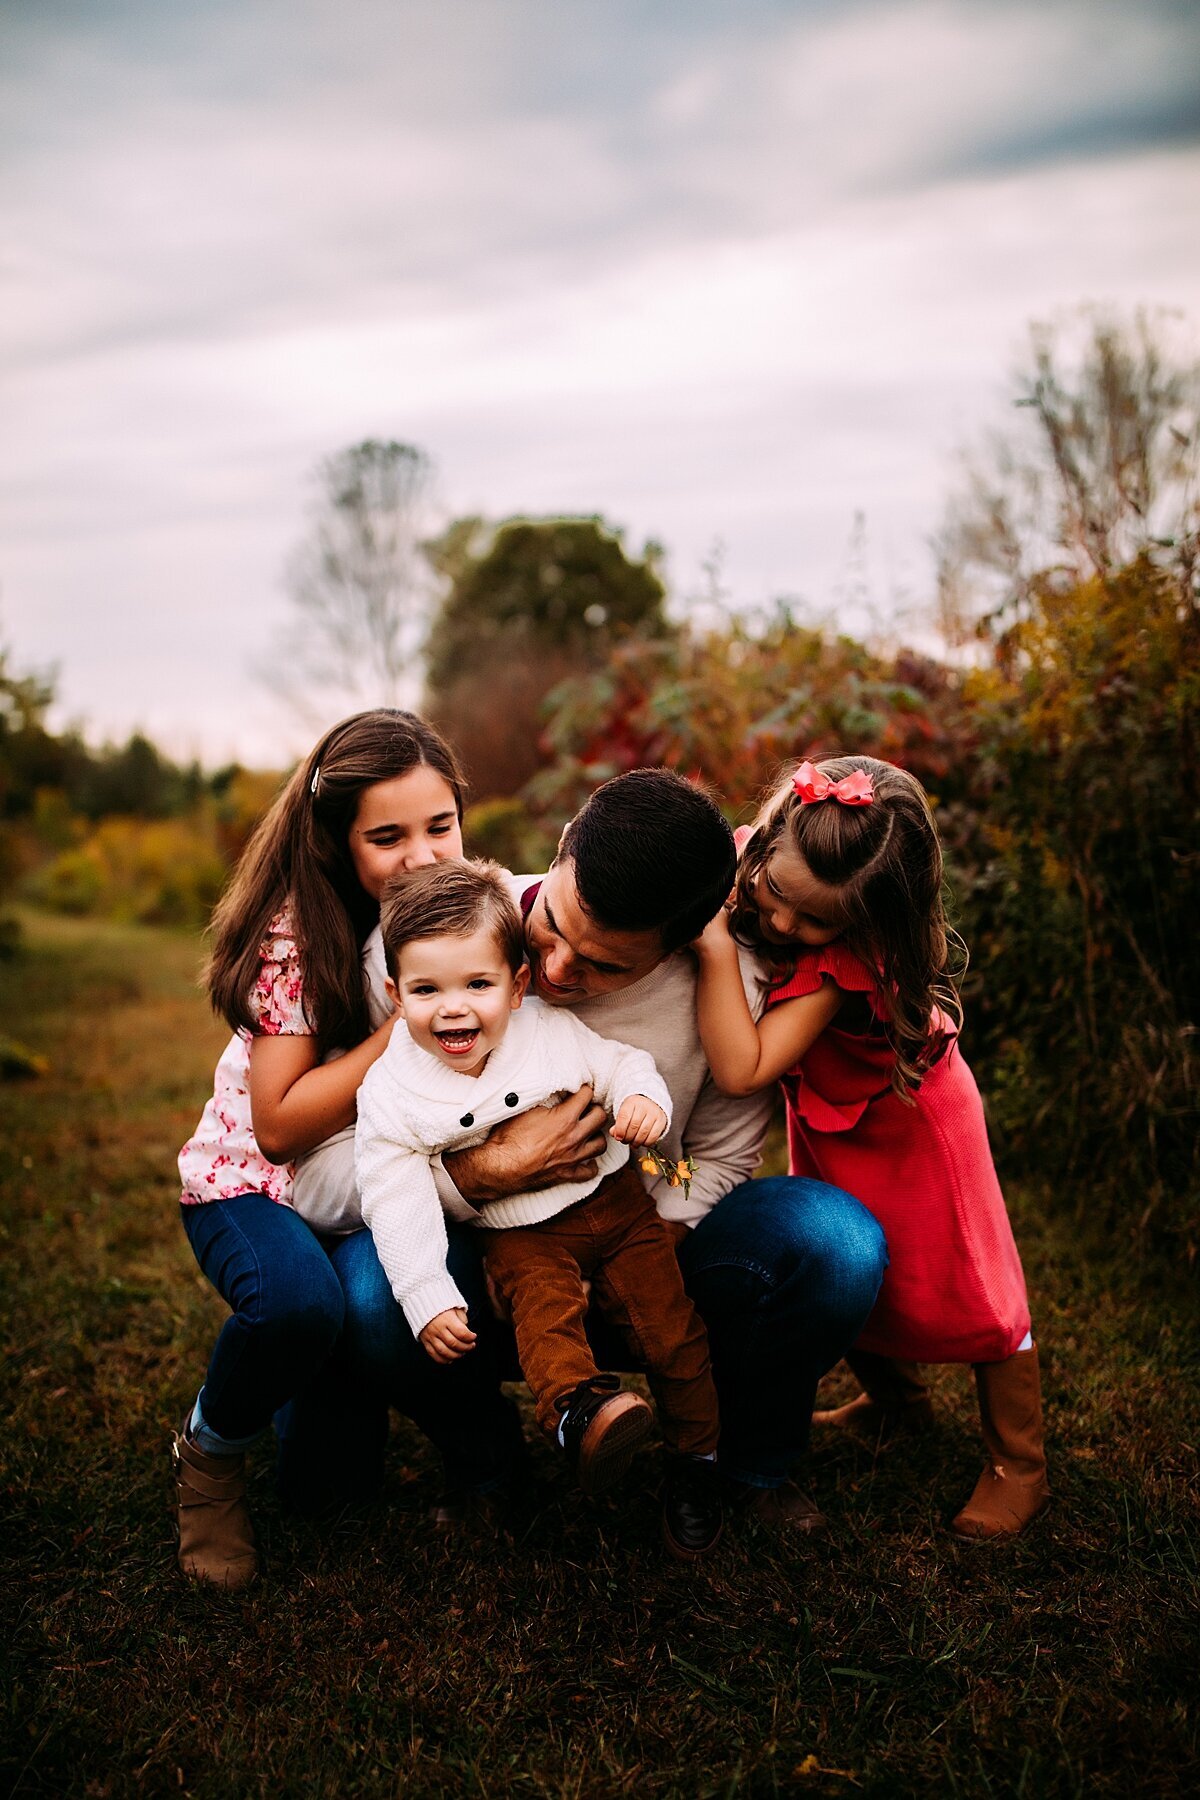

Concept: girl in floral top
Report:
left=174, top=709, right=523, bottom=1589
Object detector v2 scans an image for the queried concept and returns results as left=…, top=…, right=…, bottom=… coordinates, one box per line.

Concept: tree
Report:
left=423, top=516, right=672, bottom=799
left=281, top=440, right=437, bottom=715
left=936, top=309, right=1199, bottom=644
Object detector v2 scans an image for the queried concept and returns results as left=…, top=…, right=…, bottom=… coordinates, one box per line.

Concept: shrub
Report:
left=28, top=815, right=228, bottom=930
left=528, top=579, right=1197, bottom=1252
left=944, top=557, right=1198, bottom=1251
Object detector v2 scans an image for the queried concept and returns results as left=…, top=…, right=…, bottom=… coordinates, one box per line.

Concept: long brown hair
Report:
left=207, top=709, right=466, bottom=1050
left=731, top=755, right=964, bottom=1097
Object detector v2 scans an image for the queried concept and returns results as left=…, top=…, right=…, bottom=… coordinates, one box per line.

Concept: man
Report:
left=288, top=768, right=887, bottom=1525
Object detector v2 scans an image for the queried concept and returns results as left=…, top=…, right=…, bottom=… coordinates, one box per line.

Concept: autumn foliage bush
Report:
left=523, top=571, right=1197, bottom=1251
left=947, top=558, right=1197, bottom=1249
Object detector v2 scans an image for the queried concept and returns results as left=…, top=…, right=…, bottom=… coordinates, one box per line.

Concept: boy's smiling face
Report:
left=389, top=927, right=529, bottom=1078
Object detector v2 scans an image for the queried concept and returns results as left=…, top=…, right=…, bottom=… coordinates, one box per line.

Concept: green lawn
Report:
left=1, top=910, right=1197, bottom=1798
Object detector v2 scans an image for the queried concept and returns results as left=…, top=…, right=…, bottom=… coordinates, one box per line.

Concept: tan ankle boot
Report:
left=172, top=1420, right=259, bottom=1589
left=951, top=1345, right=1050, bottom=1540
left=813, top=1351, right=934, bottom=1439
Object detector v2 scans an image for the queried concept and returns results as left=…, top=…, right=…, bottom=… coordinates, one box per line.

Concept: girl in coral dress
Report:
left=692, top=755, right=1048, bottom=1538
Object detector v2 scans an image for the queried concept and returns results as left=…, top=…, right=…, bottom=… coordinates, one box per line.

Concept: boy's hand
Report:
left=611, top=1096, right=668, bottom=1146
left=419, top=1307, right=477, bottom=1364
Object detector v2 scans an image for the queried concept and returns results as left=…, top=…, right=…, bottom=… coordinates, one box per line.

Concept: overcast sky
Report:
left=3, top=0, right=1198, bottom=766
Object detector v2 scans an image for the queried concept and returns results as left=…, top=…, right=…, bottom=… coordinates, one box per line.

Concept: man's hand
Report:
left=419, top=1307, right=477, bottom=1364
left=610, top=1095, right=668, bottom=1146
left=443, top=1085, right=608, bottom=1204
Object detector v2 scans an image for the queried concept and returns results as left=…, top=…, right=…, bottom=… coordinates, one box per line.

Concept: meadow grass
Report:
left=1, top=910, right=1197, bottom=1798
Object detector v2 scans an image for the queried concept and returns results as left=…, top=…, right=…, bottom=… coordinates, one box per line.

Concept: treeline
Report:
left=2, top=310, right=1196, bottom=1247
left=0, top=661, right=278, bottom=932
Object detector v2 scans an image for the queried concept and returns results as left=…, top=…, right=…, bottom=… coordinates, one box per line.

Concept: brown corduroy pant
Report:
left=482, top=1161, right=719, bottom=1456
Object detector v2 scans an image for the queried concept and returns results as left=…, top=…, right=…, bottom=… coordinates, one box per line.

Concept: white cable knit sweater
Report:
left=355, top=998, right=673, bottom=1337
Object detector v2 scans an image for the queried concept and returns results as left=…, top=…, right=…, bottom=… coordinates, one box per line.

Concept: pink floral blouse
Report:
left=178, top=911, right=313, bottom=1206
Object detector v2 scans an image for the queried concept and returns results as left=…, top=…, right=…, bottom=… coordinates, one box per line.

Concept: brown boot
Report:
left=172, top=1419, right=259, bottom=1589
left=813, top=1351, right=934, bottom=1440
left=728, top=1478, right=828, bottom=1534
left=951, top=1346, right=1050, bottom=1540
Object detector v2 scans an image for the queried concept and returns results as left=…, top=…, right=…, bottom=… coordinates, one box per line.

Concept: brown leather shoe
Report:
left=431, top=1488, right=506, bottom=1533
left=172, top=1420, right=258, bottom=1590
left=951, top=1346, right=1050, bottom=1540
left=557, top=1375, right=655, bottom=1497
left=729, top=1478, right=828, bottom=1534
left=813, top=1353, right=934, bottom=1440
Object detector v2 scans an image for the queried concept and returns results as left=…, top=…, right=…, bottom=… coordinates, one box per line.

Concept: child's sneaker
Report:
left=556, top=1373, right=654, bottom=1496
left=661, top=1455, right=724, bottom=1560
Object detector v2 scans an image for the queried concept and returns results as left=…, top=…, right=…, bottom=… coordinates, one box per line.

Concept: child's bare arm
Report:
left=249, top=1014, right=398, bottom=1162
left=693, top=912, right=841, bottom=1095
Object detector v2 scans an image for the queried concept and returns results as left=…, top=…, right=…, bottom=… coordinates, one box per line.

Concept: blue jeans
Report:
left=676, top=1176, right=887, bottom=1485
left=181, top=1195, right=523, bottom=1510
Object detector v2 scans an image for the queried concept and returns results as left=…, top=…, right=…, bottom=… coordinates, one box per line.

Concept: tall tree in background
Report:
left=936, top=309, right=1199, bottom=645
left=281, top=440, right=437, bottom=716
left=423, top=516, right=673, bottom=798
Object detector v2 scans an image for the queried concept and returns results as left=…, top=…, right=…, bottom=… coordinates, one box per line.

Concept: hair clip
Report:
left=792, top=760, right=874, bottom=807
left=310, top=765, right=320, bottom=794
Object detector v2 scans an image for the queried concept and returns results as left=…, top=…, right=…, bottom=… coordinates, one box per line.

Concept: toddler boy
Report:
left=353, top=857, right=722, bottom=1558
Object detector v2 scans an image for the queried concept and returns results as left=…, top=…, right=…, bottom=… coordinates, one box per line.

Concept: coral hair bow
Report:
left=792, top=761, right=875, bottom=807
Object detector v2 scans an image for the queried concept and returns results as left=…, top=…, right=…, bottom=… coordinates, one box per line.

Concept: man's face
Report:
left=523, top=858, right=665, bottom=1005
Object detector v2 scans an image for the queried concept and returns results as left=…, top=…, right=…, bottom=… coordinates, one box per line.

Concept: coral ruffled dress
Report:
left=770, top=944, right=1031, bottom=1364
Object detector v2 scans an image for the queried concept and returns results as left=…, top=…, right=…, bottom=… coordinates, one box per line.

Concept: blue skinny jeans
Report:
left=180, top=1194, right=523, bottom=1510
left=256, top=1172, right=887, bottom=1495
left=675, top=1175, right=887, bottom=1485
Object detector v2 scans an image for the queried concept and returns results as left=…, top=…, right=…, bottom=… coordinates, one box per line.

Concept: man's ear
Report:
left=511, top=963, right=531, bottom=1010
left=384, top=974, right=401, bottom=1014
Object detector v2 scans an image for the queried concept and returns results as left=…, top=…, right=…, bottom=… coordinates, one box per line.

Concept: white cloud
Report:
left=1, top=0, right=1197, bottom=761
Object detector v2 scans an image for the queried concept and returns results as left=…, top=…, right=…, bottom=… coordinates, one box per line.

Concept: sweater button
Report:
left=460, top=1112, right=474, bottom=1127
left=504, top=1092, right=519, bottom=1108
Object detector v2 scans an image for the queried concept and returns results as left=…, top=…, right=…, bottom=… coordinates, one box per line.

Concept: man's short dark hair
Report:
left=559, top=768, right=735, bottom=953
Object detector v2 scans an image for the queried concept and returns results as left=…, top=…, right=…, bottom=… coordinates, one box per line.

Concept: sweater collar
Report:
left=381, top=1002, right=545, bottom=1103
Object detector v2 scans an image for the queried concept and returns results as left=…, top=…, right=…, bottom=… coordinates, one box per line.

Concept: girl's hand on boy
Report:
left=419, top=1307, right=477, bottom=1364
left=691, top=907, right=736, bottom=961
left=611, top=1096, right=668, bottom=1145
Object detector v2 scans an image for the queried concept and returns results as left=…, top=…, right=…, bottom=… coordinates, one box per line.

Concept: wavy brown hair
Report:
left=207, top=709, right=466, bottom=1051
left=380, top=858, right=524, bottom=981
left=731, top=755, right=964, bottom=1098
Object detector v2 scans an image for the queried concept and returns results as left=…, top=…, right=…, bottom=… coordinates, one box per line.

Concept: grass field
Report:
left=1, top=910, right=1197, bottom=1798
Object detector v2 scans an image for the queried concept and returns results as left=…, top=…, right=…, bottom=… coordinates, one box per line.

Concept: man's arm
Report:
left=435, top=1086, right=609, bottom=1208
left=655, top=1073, right=775, bottom=1227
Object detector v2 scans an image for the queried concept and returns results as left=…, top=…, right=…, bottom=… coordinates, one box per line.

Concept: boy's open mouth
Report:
left=434, top=1028, right=480, bottom=1056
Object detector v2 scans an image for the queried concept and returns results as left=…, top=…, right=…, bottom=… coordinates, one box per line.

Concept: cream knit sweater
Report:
left=355, top=998, right=672, bottom=1337
left=292, top=872, right=773, bottom=1238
